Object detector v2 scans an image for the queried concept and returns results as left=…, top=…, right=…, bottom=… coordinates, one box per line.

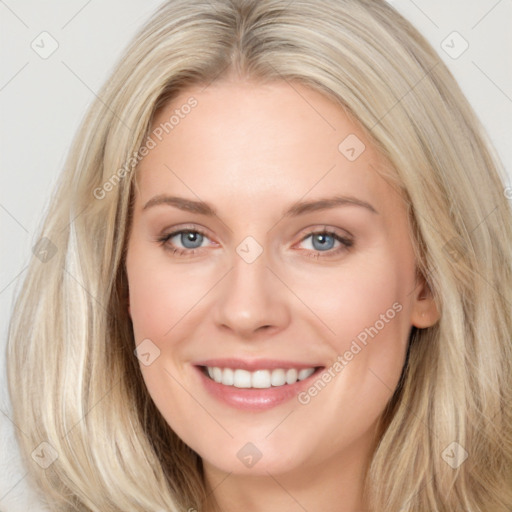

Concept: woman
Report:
left=7, top=0, right=512, bottom=510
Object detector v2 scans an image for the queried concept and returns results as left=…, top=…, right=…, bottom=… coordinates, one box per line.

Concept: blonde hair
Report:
left=7, top=0, right=512, bottom=510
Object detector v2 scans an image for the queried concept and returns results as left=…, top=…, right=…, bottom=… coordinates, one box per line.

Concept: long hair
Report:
left=8, top=1, right=512, bottom=510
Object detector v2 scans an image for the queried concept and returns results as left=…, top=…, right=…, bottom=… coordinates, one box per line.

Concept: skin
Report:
left=125, top=78, right=439, bottom=512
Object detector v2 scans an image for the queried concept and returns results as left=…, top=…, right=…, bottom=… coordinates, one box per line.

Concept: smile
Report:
left=204, top=366, right=316, bottom=388
left=195, top=359, right=325, bottom=410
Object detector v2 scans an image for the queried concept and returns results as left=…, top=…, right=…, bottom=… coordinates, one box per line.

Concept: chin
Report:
left=199, top=440, right=308, bottom=476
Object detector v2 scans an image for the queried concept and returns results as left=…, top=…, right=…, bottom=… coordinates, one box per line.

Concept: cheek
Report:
left=287, top=250, right=415, bottom=409
left=127, top=252, right=217, bottom=343
left=288, top=253, right=413, bottom=348
left=126, top=253, right=211, bottom=432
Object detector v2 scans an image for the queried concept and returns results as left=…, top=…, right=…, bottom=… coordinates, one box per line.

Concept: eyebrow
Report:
left=142, top=194, right=378, bottom=216
left=143, top=195, right=216, bottom=215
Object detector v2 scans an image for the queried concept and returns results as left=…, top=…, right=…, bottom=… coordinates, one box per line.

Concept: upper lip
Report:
left=195, top=358, right=323, bottom=371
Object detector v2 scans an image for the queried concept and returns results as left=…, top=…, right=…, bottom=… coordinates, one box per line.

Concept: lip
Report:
left=194, top=359, right=324, bottom=411
left=195, top=358, right=322, bottom=371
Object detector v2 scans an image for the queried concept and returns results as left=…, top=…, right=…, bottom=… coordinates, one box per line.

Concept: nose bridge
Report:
left=212, top=241, right=290, bottom=337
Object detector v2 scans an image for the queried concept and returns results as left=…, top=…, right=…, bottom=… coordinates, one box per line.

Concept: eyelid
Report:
left=295, top=225, right=353, bottom=243
left=159, top=223, right=212, bottom=240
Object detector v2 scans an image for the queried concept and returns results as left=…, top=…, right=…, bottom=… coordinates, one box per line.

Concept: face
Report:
left=125, top=80, right=438, bottom=480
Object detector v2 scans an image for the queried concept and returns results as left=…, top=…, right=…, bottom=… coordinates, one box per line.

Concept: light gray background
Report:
left=1, top=1, right=511, bottom=510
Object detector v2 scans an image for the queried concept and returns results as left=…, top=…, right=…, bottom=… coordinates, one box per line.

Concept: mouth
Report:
left=200, top=365, right=320, bottom=388
left=194, top=359, right=325, bottom=410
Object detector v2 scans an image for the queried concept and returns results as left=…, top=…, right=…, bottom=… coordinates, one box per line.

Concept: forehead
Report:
left=136, top=80, right=399, bottom=215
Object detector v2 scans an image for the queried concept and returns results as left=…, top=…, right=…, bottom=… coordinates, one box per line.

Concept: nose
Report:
left=212, top=249, right=291, bottom=339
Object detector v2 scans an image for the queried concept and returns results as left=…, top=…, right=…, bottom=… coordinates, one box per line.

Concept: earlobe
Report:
left=410, top=280, right=440, bottom=328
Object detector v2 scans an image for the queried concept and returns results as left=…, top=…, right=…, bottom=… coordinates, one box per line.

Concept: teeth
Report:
left=205, top=366, right=315, bottom=388
left=212, top=367, right=222, bottom=383
left=286, top=368, right=298, bottom=385
left=298, top=368, right=314, bottom=380
left=222, top=368, right=234, bottom=386
left=233, top=369, right=251, bottom=388
left=252, top=370, right=271, bottom=389
left=271, top=369, right=286, bottom=386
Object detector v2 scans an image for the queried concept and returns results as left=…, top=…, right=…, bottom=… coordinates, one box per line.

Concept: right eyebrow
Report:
left=142, top=195, right=217, bottom=216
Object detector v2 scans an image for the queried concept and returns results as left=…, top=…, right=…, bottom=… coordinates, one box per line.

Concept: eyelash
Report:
left=157, top=226, right=353, bottom=259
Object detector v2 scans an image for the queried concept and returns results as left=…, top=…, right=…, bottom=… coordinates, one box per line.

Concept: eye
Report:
left=297, top=229, right=353, bottom=257
left=158, top=228, right=214, bottom=255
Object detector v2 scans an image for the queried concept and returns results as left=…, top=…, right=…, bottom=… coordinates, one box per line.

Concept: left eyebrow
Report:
left=283, top=195, right=378, bottom=216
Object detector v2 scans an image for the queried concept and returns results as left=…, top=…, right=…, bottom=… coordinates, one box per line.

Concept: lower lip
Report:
left=195, top=366, right=322, bottom=411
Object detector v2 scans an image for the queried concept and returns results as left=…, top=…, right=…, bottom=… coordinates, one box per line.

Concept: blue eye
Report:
left=298, top=230, right=353, bottom=256
left=159, top=229, right=212, bottom=254
left=173, top=231, right=204, bottom=249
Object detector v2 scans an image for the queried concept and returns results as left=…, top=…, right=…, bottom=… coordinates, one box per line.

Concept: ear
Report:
left=410, top=275, right=440, bottom=328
